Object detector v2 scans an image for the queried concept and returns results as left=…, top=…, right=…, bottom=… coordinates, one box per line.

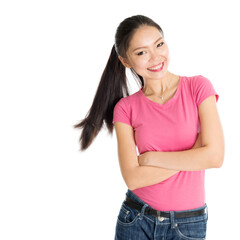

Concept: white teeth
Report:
left=148, top=62, right=163, bottom=70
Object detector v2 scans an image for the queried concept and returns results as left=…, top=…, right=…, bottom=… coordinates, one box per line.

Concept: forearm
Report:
left=142, top=146, right=222, bottom=171
left=126, top=166, right=179, bottom=191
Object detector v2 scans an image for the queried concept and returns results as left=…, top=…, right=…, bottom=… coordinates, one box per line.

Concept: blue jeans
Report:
left=115, top=190, right=208, bottom=240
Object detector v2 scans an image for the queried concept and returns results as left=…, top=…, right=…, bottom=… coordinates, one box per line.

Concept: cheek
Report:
left=167, top=55, right=171, bottom=64
left=165, top=49, right=170, bottom=66
left=163, top=45, right=170, bottom=58
left=131, top=57, right=149, bottom=69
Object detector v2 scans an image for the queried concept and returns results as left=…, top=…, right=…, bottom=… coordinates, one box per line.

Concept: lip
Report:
left=147, top=62, right=164, bottom=72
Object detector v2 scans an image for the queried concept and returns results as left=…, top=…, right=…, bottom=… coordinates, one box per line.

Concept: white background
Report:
left=0, top=0, right=239, bottom=239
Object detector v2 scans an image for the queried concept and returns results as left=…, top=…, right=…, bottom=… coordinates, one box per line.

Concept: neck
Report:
left=142, top=72, right=176, bottom=96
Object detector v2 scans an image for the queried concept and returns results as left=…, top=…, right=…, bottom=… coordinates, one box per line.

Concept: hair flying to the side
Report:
left=73, top=15, right=164, bottom=151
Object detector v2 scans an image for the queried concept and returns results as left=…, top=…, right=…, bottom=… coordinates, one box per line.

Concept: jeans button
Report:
left=158, top=216, right=164, bottom=221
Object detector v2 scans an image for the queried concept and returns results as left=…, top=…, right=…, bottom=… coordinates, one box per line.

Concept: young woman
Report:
left=74, top=15, right=225, bottom=240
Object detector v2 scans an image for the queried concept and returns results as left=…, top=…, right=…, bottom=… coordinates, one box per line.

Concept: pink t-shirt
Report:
left=112, top=75, right=219, bottom=211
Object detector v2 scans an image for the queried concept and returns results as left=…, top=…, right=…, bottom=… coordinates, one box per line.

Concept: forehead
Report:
left=128, top=25, right=163, bottom=49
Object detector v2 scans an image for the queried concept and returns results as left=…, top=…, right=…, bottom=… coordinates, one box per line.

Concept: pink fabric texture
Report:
left=112, top=75, right=219, bottom=211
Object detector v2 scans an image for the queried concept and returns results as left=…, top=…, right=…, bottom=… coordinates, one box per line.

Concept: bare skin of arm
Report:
left=138, top=95, right=225, bottom=171
left=114, top=121, right=202, bottom=191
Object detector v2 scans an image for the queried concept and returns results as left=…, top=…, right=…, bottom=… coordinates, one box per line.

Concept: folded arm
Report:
left=138, top=95, right=225, bottom=171
left=114, top=121, right=179, bottom=191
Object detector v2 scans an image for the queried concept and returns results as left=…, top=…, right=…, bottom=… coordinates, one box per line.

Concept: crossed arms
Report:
left=114, top=95, right=225, bottom=190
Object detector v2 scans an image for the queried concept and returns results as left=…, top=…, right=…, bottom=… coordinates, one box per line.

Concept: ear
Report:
left=118, top=56, right=132, bottom=68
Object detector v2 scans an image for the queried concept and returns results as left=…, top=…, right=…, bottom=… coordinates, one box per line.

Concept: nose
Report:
left=149, top=49, right=160, bottom=62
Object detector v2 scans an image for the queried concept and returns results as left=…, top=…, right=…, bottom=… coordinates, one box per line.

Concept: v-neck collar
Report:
left=138, top=76, right=182, bottom=108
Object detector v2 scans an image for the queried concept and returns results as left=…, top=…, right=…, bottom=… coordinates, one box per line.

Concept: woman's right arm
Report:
left=114, top=122, right=179, bottom=191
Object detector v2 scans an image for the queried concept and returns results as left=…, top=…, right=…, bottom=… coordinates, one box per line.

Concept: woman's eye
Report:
left=157, top=42, right=164, bottom=47
left=137, top=51, right=145, bottom=56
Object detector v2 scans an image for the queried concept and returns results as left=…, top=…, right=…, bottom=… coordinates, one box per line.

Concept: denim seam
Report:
left=153, top=218, right=157, bottom=240
left=163, top=225, right=169, bottom=239
left=117, top=205, right=140, bottom=227
left=175, top=226, right=206, bottom=240
left=139, top=204, right=148, bottom=220
left=170, top=211, right=175, bottom=229
left=121, top=205, right=130, bottom=214
left=143, top=215, right=155, bottom=223
left=117, top=216, right=140, bottom=227
left=175, top=215, right=208, bottom=224
left=142, top=214, right=207, bottom=224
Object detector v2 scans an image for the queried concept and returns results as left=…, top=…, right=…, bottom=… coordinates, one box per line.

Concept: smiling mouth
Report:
left=147, top=62, right=164, bottom=71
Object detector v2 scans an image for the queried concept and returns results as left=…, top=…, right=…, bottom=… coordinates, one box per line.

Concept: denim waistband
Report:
left=125, top=189, right=208, bottom=226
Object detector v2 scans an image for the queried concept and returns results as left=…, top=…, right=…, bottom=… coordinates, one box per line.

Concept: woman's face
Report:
left=121, top=25, right=170, bottom=81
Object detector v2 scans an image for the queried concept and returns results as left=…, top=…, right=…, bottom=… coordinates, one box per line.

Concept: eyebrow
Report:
left=132, top=37, right=163, bottom=52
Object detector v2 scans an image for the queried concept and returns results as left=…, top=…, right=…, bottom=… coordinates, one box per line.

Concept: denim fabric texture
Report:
left=114, top=190, right=208, bottom=240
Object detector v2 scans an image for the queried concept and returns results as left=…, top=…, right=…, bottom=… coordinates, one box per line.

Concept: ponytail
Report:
left=73, top=45, right=130, bottom=151
left=74, top=15, right=164, bottom=151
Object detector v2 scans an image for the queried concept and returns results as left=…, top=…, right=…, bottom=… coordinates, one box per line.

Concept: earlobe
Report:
left=118, top=56, right=132, bottom=68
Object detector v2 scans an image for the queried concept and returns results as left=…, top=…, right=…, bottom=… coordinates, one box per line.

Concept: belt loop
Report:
left=139, top=204, right=148, bottom=220
left=205, top=204, right=208, bottom=221
left=170, top=211, right=176, bottom=229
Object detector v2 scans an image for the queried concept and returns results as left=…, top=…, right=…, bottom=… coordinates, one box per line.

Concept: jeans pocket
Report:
left=117, top=203, right=140, bottom=226
left=175, top=219, right=207, bottom=240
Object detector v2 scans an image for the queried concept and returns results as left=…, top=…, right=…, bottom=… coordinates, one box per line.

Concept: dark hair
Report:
left=73, top=15, right=164, bottom=151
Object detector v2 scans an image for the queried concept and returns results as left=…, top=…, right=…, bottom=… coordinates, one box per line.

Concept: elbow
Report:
left=126, top=177, right=138, bottom=191
left=214, top=154, right=224, bottom=168
left=127, top=184, right=137, bottom=191
left=123, top=174, right=137, bottom=191
left=126, top=182, right=137, bottom=191
left=213, top=158, right=223, bottom=168
left=211, top=146, right=225, bottom=168
left=124, top=170, right=140, bottom=191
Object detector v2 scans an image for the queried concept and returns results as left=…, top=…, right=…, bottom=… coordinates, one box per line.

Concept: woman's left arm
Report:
left=138, top=95, right=225, bottom=171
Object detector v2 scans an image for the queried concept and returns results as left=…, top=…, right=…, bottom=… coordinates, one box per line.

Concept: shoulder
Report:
left=192, top=74, right=212, bottom=85
left=124, top=90, right=140, bottom=102
left=113, top=89, right=141, bottom=117
left=180, top=74, right=218, bottom=107
left=189, top=75, right=216, bottom=92
left=115, top=90, right=141, bottom=108
left=113, top=90, right=140, bottom=124
left=181, top=74, right=209, bottom=84
left=182, top=74, right=215, bottom=92
left=189, top=75, right=219, bottom=107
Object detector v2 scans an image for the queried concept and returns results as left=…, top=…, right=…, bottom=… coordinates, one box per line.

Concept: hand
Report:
left=192, top=132, right=202, bottom=149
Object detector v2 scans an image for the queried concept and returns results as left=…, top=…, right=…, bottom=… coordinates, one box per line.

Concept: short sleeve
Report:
left=193, top=75, right=219, bottom=107
left=112, top=98, right=132, bottom=127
